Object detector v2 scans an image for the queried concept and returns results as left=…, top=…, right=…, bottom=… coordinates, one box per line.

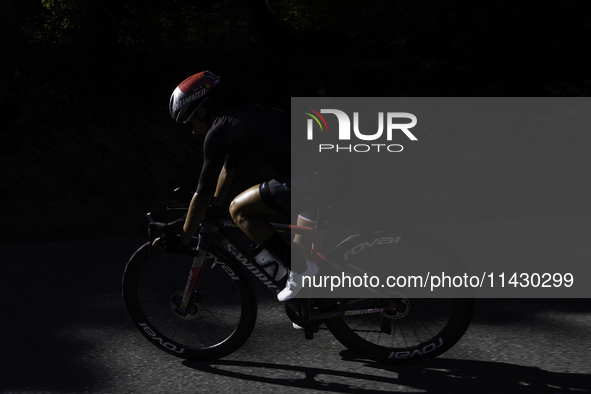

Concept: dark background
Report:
left=1, top=3, right=590, bottom=392
left=2, top=0, right=591, bottom=240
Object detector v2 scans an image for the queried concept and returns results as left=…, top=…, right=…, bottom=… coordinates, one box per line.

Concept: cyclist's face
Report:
left=187, top=117, right=208, bottom=136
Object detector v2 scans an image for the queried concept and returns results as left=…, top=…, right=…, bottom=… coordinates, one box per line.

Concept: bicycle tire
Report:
left=122, top=242, right=257, bottom=360
left=324, top=228, right=474, bottom=364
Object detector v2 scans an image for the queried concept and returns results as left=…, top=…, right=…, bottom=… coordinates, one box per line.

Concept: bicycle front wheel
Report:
left=122, top=242, right=257, bottom=360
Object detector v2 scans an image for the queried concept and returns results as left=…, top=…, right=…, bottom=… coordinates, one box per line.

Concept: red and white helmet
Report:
left=169, top=71, right=222, bottom=123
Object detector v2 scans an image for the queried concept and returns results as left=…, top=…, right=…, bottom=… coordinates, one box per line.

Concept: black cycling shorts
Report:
left=260, top=168, right=347, bottom=217
left=259, top=176, right=291, bottom=215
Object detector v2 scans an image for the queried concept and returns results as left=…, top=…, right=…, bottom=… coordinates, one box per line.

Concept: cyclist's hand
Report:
left=154, top=233, right=186, bottom=255
left=148, top=222, right=171, bottom=243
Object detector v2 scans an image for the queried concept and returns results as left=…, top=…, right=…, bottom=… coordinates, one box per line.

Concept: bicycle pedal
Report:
left=301, top=321, right=320, bottom=340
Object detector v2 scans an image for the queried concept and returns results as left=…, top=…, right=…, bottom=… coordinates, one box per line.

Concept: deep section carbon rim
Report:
left=123, top=243, right=256, bottom=359
left=325, top=229, right=474, bottom=363
left=326, top=297, right=473, bottom=363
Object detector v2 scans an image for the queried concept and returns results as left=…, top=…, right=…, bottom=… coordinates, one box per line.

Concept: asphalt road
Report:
left=1, top=236, right=590, bottom=393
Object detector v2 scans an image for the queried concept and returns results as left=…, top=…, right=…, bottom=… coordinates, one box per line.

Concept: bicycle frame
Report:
left=127, top=209, right=475, bottom=363
left=178, top=217, right=318, bottom=307
left=175, top=214, right=400, bottom=320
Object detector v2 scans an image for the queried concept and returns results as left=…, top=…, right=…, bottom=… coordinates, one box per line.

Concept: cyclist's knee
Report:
left=229, top=196, right=256, bottom=224
left=229, top=199, right=243, bottom=223
left=230, top=185, right=278, bottom=224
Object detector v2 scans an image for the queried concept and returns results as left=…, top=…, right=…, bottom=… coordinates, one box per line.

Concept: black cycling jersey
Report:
left=197, top=104, right=290, bottom=196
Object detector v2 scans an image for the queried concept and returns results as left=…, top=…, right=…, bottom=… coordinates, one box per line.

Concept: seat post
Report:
left=313, top=205, right=334, bottom=230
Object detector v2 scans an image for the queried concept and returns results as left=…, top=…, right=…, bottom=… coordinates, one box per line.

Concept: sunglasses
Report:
left=182, top=96, right=210, bottom=125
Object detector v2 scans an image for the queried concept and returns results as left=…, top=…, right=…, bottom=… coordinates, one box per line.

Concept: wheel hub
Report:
left=169, top=290, right=201, bottom=320
left=381, top=298, right=410, bottom=319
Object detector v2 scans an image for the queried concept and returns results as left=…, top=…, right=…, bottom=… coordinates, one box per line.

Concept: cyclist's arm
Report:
left=179, top=125, right=234, bottom=245
left=211, top=166, right=235, bottom=206
left=180, top=165, right=235, bottom=246
left=180, top=193, right=211, bottom=246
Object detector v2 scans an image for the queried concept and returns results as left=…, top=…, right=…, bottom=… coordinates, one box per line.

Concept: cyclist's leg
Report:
left=293, top=211, right=317, bottom=259
left=230, top=177, right=318, bottom=301
left=229, top=184, right=278, bottom=245
left=229, top=180, right=293, bottom=268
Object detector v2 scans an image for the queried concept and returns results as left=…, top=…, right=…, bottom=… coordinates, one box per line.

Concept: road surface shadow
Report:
left=1, top=236, right=590, bottom=393
left=184, top=355, right=591, bottom=393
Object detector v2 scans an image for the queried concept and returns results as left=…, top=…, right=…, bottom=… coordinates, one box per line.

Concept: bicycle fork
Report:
left=178, top=235, right=211, bottom=311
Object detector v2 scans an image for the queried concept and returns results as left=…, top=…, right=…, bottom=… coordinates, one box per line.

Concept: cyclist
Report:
left=153, top=70, right=317, bottom=301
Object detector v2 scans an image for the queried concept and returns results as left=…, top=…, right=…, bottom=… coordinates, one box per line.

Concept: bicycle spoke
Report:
left=123, top=243, right=257, bottom=358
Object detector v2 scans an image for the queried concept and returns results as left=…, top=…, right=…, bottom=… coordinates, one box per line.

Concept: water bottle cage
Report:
left=260, top=260, right=285, bottom=280
left=255, top=249, right=288, bottom=281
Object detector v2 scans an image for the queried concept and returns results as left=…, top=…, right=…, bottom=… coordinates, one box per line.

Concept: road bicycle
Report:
left=122, top=192, right=474, bottom=364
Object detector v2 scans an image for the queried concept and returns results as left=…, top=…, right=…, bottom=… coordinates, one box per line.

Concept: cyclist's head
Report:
left=169, top=71, right=222, bottom=124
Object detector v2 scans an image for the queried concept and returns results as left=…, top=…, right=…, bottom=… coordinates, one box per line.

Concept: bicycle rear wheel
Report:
left=325, top=297, right=473, bottom=363
left=324, top=228, right=474, bottom=363
left=122, top=242, right=257, bottom=360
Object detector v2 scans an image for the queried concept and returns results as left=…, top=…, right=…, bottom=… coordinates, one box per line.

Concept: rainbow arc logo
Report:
left=303, top=107, right=329, bottom=139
